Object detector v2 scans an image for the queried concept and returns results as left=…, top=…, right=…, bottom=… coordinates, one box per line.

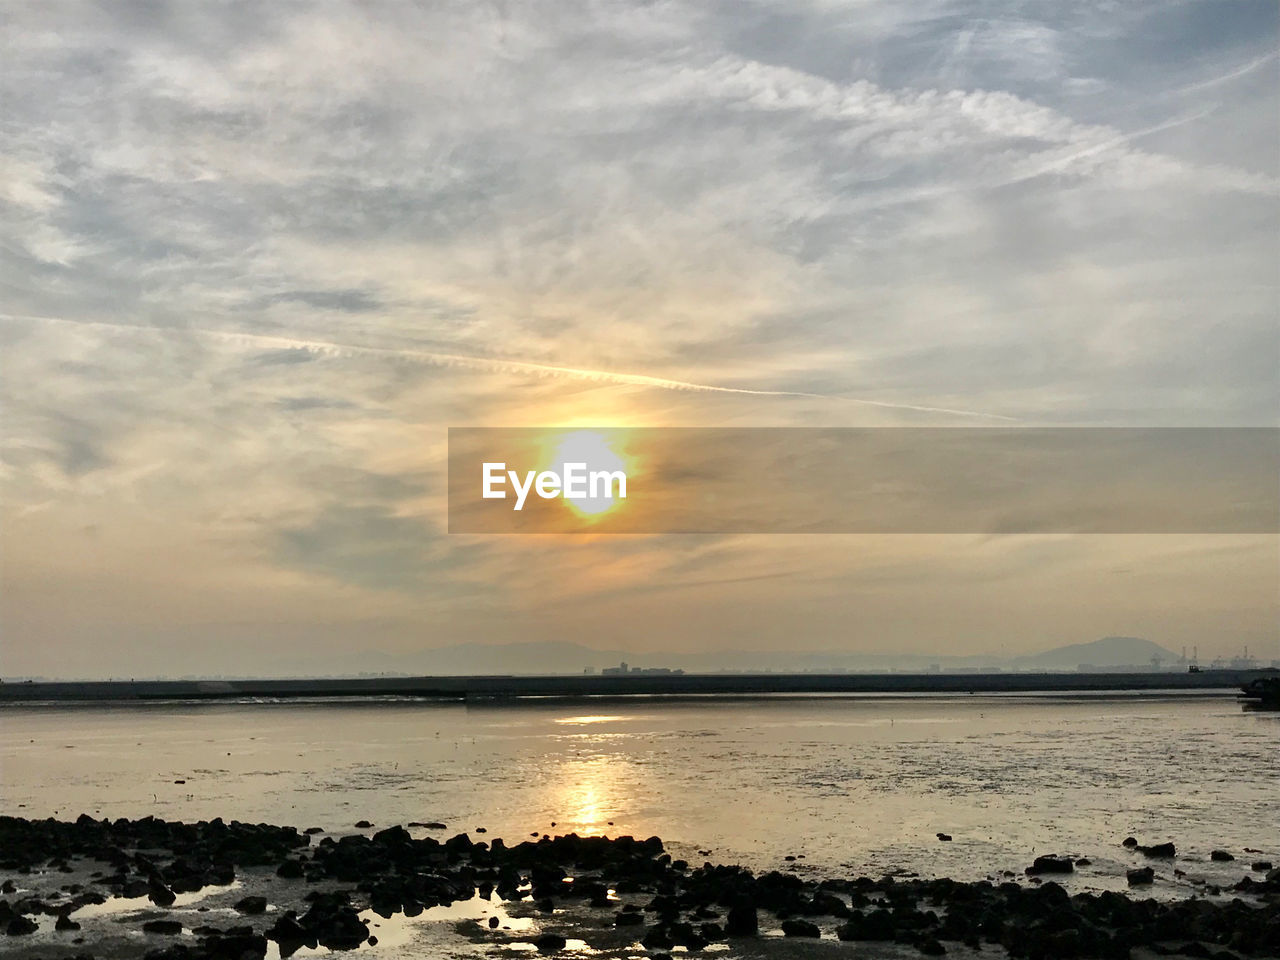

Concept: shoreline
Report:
left=2, top=816, right=1277, bottom=959
left=2, top=670, right=1276, bottom=704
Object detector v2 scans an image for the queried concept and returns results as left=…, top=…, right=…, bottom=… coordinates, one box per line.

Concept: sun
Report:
left=545, top=429, right=631, bottom=519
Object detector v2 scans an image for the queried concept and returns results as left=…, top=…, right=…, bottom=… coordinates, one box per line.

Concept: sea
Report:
left=2, top=691, right=1277, bottom=957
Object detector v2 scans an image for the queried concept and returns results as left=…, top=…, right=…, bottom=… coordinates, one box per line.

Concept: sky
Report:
left=1, top=0, right=1277, bottom=678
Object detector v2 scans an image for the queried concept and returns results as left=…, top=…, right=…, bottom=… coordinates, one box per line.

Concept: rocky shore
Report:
left=1, top=815, right=1277, bottom=959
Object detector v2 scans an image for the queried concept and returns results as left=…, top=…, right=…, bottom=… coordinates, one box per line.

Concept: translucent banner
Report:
left=447, top=427, right=1280, bottom=534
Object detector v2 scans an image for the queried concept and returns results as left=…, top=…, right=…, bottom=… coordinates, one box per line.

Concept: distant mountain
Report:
left=1009, top=636, right=1181, bottom=670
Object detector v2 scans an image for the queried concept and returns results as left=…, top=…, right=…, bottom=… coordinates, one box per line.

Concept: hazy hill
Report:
left=1009, top=636, right=1180, bottom=670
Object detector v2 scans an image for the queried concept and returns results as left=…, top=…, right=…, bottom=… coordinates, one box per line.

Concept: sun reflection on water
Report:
left=553, top=715, right=626, bottom=725
left=543, top=751, right=634, bottom=835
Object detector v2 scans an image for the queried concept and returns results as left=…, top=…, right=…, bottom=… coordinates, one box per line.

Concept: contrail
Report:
left=3, top=313, right=1017, bottom=421
left=1174, top=51, right=1278, bottom=96
left=1004, top=108, right=1217, bottom=186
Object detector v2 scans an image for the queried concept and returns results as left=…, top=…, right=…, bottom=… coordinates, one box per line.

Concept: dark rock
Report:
left=781, top=918, right=821, bottom=937
left=266, top=910, right=318, bottom=956
left=1137, top=842, right=1176, bottom=858
left=1025, top=855, right=1074, bottom=875
left=143, top=919, right=183, bottom=934
left=667, top=921, right=707, bottom=950
left=1127, top=866, right=1155, bottom=885
left=444, top=833, right=474, bottom=855
left=812, top=891, right=850, bottom=917
left=306, top=903, right=369, bottom=950
left=936, top=833, right=952, bottom=842
left=1122, top=836, right=1138, bottom=847
left=917, top=936, right=947, bottom=955
left=200, top=931, right=268, bottom=958
left=276, top=859, right=304, bottom=879
left=1251, top=861, right=1272, bottom=871
left=12, top=897, right=45, bottom=915
left=0, top=814, right=1274, bottom=960
left=574, top=880, right=609, bottom=907
left=371, top=824, right=412, bottom=848
left=836, top=909, right=896, bottom=941
left=642, top=926, right=675, bottom=949
left=1210, top=850, right=1234, bottom=862
left=234, top=895, right=268, bottom=914
left=7, top=916, right=38, bottom=935
left=353, top=821, right=373, bottom=829
left=725, top=903, right=758, bottom=936
left=534, top=932, right=567, bottom=952
left=148, top=877, right=176, bottom=907
left=56, top=913, right=81, bottom=931
left=488, top=915, right=499, bottom=928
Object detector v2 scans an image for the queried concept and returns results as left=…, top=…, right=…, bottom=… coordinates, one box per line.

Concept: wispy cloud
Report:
left=6, top=314, right=1018, bottom=420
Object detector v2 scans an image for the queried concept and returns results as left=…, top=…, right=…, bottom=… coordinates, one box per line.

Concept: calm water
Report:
left=2, top=693, right=1277, bottom=897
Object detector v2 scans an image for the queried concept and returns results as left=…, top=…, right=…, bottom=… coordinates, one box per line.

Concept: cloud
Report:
left=275, top=503, right=437, bottom=592
left=255, top=289, right=383, bottom=313
left=1, top=0, right=1276, bottom=676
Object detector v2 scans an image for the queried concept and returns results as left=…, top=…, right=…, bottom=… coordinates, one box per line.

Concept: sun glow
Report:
left=543, top=429, right=633, bottom=520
